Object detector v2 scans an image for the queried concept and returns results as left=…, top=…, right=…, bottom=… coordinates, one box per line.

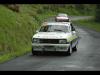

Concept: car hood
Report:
left=33, top=32, right=70, bottom=39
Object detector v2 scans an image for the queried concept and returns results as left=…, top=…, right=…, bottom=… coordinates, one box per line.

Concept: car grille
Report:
left=39, top=39, right=59, bottom=44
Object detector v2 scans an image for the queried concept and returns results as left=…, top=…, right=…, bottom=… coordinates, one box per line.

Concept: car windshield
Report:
left=39, top=25, right=68, bottom=32
left=58, top=14, right=68, bottom=17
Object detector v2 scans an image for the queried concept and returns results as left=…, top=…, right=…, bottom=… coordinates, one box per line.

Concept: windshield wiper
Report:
left=54, top=29, right=67, bottom=33
left=54, top=29, right=64, bottom=32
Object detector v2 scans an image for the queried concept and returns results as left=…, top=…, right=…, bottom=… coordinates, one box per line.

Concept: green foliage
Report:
left=0, top=4, right=56, bottom=63
left=0, top=5, right=39, bottom=63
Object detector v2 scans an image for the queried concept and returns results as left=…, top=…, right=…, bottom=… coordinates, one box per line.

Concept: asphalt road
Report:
left=0, top=16, right=100, bottom=71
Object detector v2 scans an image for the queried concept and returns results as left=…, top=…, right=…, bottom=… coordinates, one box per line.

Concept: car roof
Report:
left=42, top=22, right=71, bottom=26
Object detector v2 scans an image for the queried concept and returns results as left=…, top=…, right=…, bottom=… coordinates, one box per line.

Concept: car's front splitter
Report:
left=32, top=43, right=70, bottom=52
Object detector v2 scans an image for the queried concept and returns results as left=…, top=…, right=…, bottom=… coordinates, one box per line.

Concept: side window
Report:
left=70, top=23, right=75, bottom=31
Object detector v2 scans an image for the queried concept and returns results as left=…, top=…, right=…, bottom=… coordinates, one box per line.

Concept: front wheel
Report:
left=73, top=45, right=78, bottom=52
left=67, top=45, right=72, bottom=56
left=32, top=47, right=39, bottom=55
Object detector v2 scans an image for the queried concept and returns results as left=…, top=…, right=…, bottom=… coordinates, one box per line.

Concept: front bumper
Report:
left=32, top=43, right=70, bottom=52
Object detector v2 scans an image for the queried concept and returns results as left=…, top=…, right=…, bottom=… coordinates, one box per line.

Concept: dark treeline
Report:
left=5, top=4, right=96, bottom=15
left=5, top=4, right=99, bottom=21
left=42, top=4, right=96, bottom=15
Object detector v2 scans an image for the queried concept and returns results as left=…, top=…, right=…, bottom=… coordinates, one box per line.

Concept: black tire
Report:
left=32, top=47, right=38, bottom=56
left=67, top=45, right=72, bottom=56
left=73, top=45, right=78, bottom=52
left=73, top=41, right=78, bottom=52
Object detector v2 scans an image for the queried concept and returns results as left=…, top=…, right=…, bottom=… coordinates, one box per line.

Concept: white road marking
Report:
left=63, top=64, right=95, bottom=69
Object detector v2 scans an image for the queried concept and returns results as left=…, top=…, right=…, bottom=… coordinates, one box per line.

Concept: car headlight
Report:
left=59, top=39, right=67, bottom=44
left=32, top=38, right=39, bottom=43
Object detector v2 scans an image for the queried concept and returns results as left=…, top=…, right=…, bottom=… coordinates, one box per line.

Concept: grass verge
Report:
left=0, top=5, right=57, bottom=63
left=73, top=18, right=100, bottom=32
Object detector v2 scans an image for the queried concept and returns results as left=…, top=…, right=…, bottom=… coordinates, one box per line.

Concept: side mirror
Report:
left=72, top=31, right=76, bottom=33
left=71, top=31, right=76, bottom=35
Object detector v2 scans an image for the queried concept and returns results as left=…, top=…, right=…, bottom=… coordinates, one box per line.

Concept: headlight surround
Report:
left=32, top=38, right=39, bottom=43
left=59, top=39, right=67, bottom=44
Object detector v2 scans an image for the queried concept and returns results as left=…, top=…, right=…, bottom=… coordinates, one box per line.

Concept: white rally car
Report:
left=32, top=22, right=79, bottom=55
left=55, top=13, right=70, bottom=22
